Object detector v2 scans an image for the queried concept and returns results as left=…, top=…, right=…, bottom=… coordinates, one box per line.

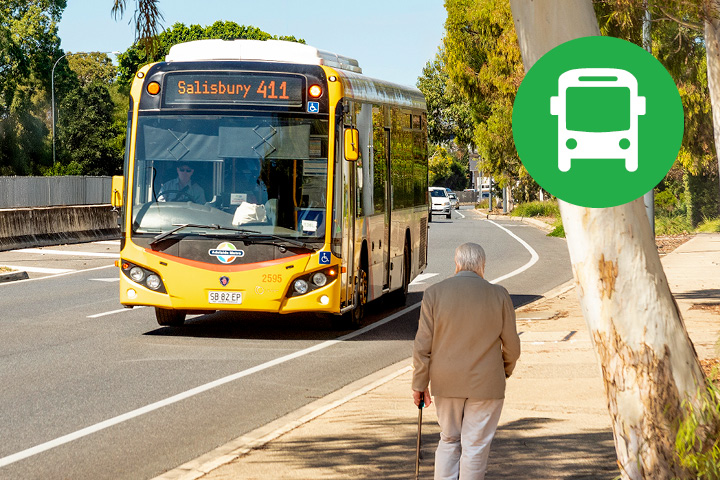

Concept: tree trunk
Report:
left=510, top=1, right=706, bottom=478
left=705, top=1, right=720, bottom=216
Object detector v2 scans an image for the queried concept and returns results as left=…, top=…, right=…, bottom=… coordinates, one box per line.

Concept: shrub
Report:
left=698, top=218, right=720, bottom=233
left=655, top=189, right=678, bottom=216
left=510, top=200, right=560, bottom=218
left=675, top=373, right=720, bottom=479
left=655, top=215, right=694, bottom=235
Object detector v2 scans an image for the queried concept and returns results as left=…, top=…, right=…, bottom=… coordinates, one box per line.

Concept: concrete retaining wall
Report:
left=0, top=205, right=120, bottom=251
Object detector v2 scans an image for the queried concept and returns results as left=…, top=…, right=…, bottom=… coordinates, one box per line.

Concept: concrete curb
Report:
left=0, top=270, right=29, bottom=283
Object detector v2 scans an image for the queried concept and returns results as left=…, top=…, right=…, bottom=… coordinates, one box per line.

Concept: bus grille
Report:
left=420, top=216, right=428, bottom=267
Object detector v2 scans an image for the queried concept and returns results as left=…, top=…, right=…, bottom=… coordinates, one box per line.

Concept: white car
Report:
left=429, top=187, right=452, bottom=220
left=448, top=192, right=459, bottom=210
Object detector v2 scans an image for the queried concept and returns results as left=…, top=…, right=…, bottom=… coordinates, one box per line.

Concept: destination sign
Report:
left=163, top=73, right=304, bottom=107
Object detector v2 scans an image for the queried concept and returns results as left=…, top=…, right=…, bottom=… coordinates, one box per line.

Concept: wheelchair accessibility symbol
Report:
left=308, top=101, right=320, bottom=113
left=319, top=251, right=331, bottom=265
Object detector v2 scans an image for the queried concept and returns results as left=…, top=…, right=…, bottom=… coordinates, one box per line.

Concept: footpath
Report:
left=156, top=230, right=720, bottom=480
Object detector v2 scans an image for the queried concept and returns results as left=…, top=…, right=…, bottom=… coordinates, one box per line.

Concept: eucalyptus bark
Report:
left=510, top=1, right=706, bottom=478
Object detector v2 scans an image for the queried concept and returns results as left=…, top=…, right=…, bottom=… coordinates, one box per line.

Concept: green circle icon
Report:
left=512, top=36, right=684, bottom=208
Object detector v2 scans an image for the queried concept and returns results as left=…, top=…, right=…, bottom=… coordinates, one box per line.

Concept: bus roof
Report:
left=166, top=39, right=362, bottom=74
left=336, top=69, right=426, bottom=111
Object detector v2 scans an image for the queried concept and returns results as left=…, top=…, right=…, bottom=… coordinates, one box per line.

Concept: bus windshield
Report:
left=131, top=114, right=329, bottom=241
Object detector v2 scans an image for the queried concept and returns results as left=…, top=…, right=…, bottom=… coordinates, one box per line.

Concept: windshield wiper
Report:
left=210, top=230, right=317, bottom=250
left=150, top=224, right=260, bottom=246
left=151, top=224, right=316, bottom=250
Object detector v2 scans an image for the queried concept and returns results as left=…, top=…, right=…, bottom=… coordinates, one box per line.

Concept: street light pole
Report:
left=51, top=52, right=69, bottom=167
left=51, top=51, right=120, bottom=167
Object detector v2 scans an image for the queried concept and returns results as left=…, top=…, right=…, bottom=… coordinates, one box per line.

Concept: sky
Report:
left=57, top=1, right=447, bottom=88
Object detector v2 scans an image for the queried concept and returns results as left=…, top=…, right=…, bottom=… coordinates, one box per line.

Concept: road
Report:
left=0, top=207, right=572, bottom=479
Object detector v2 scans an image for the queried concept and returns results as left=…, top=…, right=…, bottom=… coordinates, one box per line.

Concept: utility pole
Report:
left=642, top=1, right=655, bottom=235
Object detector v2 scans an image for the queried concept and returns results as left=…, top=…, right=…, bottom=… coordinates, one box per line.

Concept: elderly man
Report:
left=412, top=242, right=521, bottom=480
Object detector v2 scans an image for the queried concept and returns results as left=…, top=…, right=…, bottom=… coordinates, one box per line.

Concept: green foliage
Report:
left=67, top=52, right=117, bottom=87
left=443, top=0, right=525, bottom=187
left=548, top=222, right=565, bottom=238
left=416, top=50, right=474, bottom=146
left=697, top=218, right=720, bottom=233
left=429, top=145, right=468, bottom=190
left=117, top=21, right=304, bottom=90
left=684, top=171, right=719, bottom=227
left=655, top=215, right=694, bottom=235
left=510, top=200, right=560, bottom=218
left=675, top=375, right=720, bottom=479
left=55, top=82, right=123, bottom=175
left=655, top=189, right=679, bottom=216
left=0, top=0, right=68, bottom=174
left=595, top=0, right=719, bottom=221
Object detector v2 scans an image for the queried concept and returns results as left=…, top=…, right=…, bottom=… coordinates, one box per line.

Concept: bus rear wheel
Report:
left=155, top=307, right=186, bottom=326
left=388, top=241, right=410, bottom=307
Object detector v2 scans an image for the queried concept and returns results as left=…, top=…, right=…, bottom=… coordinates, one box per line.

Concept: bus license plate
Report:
left=208, top=291, right=243, bottom=304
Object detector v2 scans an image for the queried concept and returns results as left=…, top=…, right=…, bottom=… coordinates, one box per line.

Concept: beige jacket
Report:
left=412, top=271, right=521, bottom=399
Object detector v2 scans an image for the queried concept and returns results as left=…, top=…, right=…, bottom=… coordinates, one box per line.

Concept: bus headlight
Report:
left=129, top=266, right=145, bottom=283
left=121, top=260, right=167, bottom=294
left=312, top=272, right=327, bottom=287
left=294, top=279, right=309, bottom=294
left=146, top=274, right=162, bottom=291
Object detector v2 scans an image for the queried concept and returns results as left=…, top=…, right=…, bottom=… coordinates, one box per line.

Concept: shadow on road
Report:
left=143, top=291, right=546, bottom=342
left=674, top=288, right=720, bottom=300
left=143, top=292, right=424, bottom=341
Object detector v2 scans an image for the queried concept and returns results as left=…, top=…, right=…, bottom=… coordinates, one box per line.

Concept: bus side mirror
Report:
left=344, top=128, right=359, bottom=161
left=111, top=175, right=124, bottom=208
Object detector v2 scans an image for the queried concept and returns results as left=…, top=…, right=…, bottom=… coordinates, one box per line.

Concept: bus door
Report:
left=382, top=126, right=391, bottom=290
left=336, top=103, right=356, bottom=308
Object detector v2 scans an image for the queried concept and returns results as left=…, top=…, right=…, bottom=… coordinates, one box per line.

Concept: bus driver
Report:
left=158, top=162, right=207, bottom=204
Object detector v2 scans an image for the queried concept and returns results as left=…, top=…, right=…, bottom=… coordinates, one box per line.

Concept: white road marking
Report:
left=485, top=219, right=540, bottom=284
left=90, top=278, right=120, bottom=283
left=15, top=248, right=119, bottom=258
left=0, top=224, right=541, bottom=467
left=455, top=210, right=465, bottom=219
left=87, top=306, right=145, bottom=318
left=0, top=265, right=75, bottom=274
left=409, top=273, right=438, bottom=285
left=0, top=302, right=421, bottom=468
left=0, top=265, right=116, bottom=285
left=93, top=241, right=121, bottom=246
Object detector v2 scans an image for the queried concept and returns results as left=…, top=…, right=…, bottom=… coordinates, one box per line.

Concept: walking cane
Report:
left=415, top=398, right=424, bottom=480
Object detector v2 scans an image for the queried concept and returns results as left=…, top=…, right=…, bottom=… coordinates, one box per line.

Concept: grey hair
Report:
left=454, top=242, right=486, bottom=277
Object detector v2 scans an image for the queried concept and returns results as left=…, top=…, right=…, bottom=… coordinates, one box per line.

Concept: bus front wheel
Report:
left=155, top=307, right=186, bottom=326
left=332, top=268, right=367, bottom=329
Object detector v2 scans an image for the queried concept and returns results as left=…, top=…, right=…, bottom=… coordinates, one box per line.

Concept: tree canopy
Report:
left=0, top=0, right=68, bottom=175
left=116, top=21, right=304, bottom=90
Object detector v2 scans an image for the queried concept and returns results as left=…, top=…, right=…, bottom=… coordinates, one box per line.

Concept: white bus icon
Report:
left=550, top=68, right=646, bottom=172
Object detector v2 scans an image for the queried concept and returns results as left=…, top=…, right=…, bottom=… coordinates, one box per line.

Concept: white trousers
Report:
left=433, top=397, right=504, bottom=480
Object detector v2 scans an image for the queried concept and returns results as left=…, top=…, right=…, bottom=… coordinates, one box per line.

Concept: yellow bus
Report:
left=111, top=39, right=429, bottom=327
